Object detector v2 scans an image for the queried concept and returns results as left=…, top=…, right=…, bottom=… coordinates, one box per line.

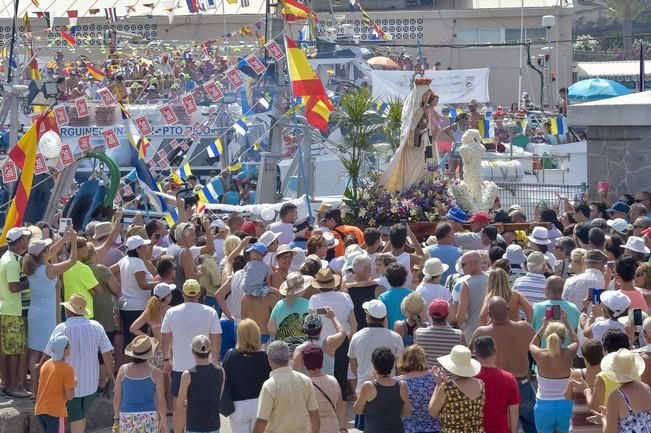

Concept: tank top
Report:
left=348, top=284, right=378, bottom=329
left=186, top=364, right=223, bottom=433
left=452, top=124, right=466, bottom=143
left=617, top=388, right=651, bottom=433
left=305, top=336, right=335, bottom=376
left=363, top=381, right=405, bottom=433
left=401, top=320, right=418, bottom=347
left=536, top=376, right=569, bottom=400
left=393, top=252, right=413, bottom=285
left=120, top=371, right=156, bottom=413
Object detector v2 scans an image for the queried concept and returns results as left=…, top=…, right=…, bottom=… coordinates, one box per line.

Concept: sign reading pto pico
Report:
left=59, top=125, right=221, bottom=138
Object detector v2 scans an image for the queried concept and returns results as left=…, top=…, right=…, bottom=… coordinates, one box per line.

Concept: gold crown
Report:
left=414, top=77, right=432, bottom=85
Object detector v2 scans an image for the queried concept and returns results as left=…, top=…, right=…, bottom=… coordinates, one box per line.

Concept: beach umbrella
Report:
left=367, top=56, right=399, bottom=70
left=568, top=78, right=632, bottom=101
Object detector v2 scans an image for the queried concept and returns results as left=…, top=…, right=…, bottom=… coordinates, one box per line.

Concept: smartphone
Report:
left=552, top=305, right=561, bottom=321
left=545, top=305, right=553, bottom=320
left=316, top=308, right=327, bottom=315
left=59, top=218, right=72, bottom=234
left=575, top=192, right=586, bottom=202
left=633, top=308, right=643, bottom=326
left=607, top=261, right=615, bottom=273
left=590, top=288, right=605, bottom=304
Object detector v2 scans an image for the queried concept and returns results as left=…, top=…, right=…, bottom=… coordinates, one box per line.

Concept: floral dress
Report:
left=617, top=388, right=651, bottom=433
left=401, top=373, right=441, bottom=433
left=439, top=380, right=485, bottom=433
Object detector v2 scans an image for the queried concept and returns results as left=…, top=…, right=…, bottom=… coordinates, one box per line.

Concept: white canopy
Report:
left=0, top=0, right=266, bottom=20
left=576, top=61, right=651, bottom=81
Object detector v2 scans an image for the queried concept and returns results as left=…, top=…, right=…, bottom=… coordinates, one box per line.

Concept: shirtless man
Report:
left=471, top=297, right=536, bottom=433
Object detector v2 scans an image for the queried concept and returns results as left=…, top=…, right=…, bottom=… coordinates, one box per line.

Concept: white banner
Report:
left=371, top=68, right=491, bottom=104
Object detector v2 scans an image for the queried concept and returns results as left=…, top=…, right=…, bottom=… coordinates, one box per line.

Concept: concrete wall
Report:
left=586, top=125, right=651, bottom=198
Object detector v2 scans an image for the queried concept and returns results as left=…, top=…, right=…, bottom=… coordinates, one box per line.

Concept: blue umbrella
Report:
left=568, top=78, right=632, bottom=101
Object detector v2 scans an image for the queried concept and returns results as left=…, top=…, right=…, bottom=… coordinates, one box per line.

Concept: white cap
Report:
left=126, top=235, right=151, bottom=251
left=6, top=227, right=31, bottom=242
left=362, top=299, right=387, bottom=319
left=601, top=290, right=631, bottom=317
left=153, top=283, right=176, bottom=299
left=210, top=219, right=226, bottom=230
left=28, top=238, right=53, bottom=256
left=607, top=218, right=631, bottom=235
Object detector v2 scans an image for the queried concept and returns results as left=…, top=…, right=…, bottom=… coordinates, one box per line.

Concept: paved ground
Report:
left=92, top=403, right=363, bottom=433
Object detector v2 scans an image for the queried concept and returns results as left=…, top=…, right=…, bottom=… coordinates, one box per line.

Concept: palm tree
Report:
left=383, top=98, right=404, bottom=152
left=333, top=87, right=383, bottom=205
left=601, top=0, right=651, bottom=59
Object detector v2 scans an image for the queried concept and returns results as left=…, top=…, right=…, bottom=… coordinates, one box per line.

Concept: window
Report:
left=505, top=27, right=547, bottom=42
left=458, top=28, right=502, bottom=44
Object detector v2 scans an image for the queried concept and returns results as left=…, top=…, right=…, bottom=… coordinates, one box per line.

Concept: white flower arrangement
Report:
left=451, top=129, right=498, bottom=213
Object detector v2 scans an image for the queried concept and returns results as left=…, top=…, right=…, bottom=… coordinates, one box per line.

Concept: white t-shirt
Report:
left=308, top=291, right=354, bottom=337
left=118, top=256, right=154, bottom=311
left=348, top=327, right=404, bottom=394
left=223, top=270, right=245, bottom=323
left=268, top=221, right=295, bottom=245
left=213, top=238, right=225, bottom=264
left=416, top=282, right=451, bottom=306
left=161, top=302, right=222, bottom=372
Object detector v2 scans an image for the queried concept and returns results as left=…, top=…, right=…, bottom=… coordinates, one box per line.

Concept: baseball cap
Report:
left=492, top=210, right=511, bottom=224
left=153, top=283, right=176, bottom=299
left=28, top=238, right=53, bottom=256
left=241, top=221, right=256, bottom=235
left=6, top=227, right=31, bottom=243
left=246, top=241, right=267, bottom=255
left=467, top=212, right=490, bottom=225
left=428, top=299, right=450, bottom=318
left=210, top=219, right=226, bottom=230
left=607, top=218, right=631, bottom=235
left=362, top=299, right=387, bottom=319
left=606, top=201, right=631, bottom=214
left=48, top=334, right=69, bottom=361
left=183, top=279, right=201, bottom=297
left=601, top=291, right=631, bottom=317
left=126, top=235, right=151, bottom=251
left=191, top=335, right=211, bottom=354
left=445, top=207, right=468, bottom=224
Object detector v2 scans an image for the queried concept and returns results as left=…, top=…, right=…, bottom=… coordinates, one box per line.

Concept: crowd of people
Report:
left=1, top=186, right=651, bottom=433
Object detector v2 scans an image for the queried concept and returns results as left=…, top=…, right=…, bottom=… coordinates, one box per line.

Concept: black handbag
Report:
left=219, top=350, right=235, bottom=417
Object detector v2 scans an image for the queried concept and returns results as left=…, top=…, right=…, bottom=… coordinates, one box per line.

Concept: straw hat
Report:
left=422, top=258, right=449, bottom=279
left=312, top=268, right=341, bottom=289
left=279, top=272, right=307, bottom=296
left=125, top=335, right=159, bottom=360
left=601, top=348, right=646, bottom=384
left=437, top=345, right=481, bottom=378
left=61, top=293, right=91, bottom=317
left=400, top=292, right=426, bottom=319
left=317, top=202, right=332, bottom=214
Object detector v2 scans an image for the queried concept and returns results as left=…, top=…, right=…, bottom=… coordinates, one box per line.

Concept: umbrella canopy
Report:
left=367, top=56, right=400, bottom=70
left=568, top=78, right=632, bottom=101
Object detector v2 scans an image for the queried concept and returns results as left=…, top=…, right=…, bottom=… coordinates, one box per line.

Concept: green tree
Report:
left=601, top=0, right=651, bottom=58
left=333, top=87, right=382, bottom=205
left=383, top=98, right=403, bottom=153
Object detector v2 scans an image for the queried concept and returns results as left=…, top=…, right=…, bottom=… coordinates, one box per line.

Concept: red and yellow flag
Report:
left=1, top=120, right=41, bottom=243
left=281, top=0, right=310, bottom=22
left=285, top=36, right=333, bottom=132
left=86, top=64, right=105, bottom=81
left=59, top=28, right=76, bottom=47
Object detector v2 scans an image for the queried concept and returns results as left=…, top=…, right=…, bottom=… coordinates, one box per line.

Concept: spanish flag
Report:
left=59, top=28, right=76, bottom=47
left=281, top=0, right=311, bottom=22
left=285, top=36, right=333, bottom=132
left=86, top=64, right=106, bottom=81
left=1, top=120, right=41, bottom=243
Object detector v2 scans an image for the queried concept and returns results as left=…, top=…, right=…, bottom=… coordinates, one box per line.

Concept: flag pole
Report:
left=6, top=0, right=19, bottom=83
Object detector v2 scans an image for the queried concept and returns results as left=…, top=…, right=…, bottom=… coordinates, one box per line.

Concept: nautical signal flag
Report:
left=550, top=116, right=566, bottom=135
left=360, top=7, right=371, bottom=26
left=86, top=64, right=106, bottom=81
left=228, top=161, right=243, bottom=172
left=233, top=118, right=249, bottom=136
left=186, top=0, right=200, bottom=13
left=1, top=119, right=40, bottom=243
left=59, top=28, right=76, bottom=47
left=178, top=163, right=193, bottom=180
left=105, top=7, right=118, bottom=23
left=207, top=138, right=223, bottom=158
left=372, top=22, right=386, bottom=39
left=281, top=0, right=311, bottom=22
left=477, top=120, right=493, bottom=139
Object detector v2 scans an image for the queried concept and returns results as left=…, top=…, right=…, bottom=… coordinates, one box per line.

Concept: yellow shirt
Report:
left=62, top=261, right=99, bottom=319
left=0, top=250, right=23, bottom=316
left=257, top=366, right=318, bottom=433
left=598, top=371, right=620, bottom=402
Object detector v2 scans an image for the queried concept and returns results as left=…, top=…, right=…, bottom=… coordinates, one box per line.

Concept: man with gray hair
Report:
left=562, top=249, right=606, bottom=311
left=253, top=341, right=320, bottom=433
left=633, top=216, right=651, bottom=237
left=346, top=254, right=386, bottom=329
left=512, top=251, right=547, bottom=305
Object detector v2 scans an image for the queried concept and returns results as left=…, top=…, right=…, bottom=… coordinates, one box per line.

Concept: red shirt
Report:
left=476, top=366, right=520, bottom=433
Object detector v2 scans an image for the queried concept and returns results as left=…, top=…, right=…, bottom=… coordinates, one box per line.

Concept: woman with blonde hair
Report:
left=398, top=345, right=440, bottom=433
left=220, top=234, right=242, bottom=279
left=394, top=293, right=428, bottom=346
left=530, top=314, right=578, bottom=433
left=479, top=268, right=532, bottom=325
left=222, top=319, right=271, bottom=433
left=569, top=248, right=587, bottom=276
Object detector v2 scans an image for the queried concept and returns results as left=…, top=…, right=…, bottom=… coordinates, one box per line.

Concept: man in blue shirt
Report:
left=378, top=263, right=412, bottom=329
left=531, top=276, right=580, bottom=348
left=425, top=222, right=462, bottom=284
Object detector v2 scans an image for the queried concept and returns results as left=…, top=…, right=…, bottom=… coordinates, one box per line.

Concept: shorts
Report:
left=37, top=414, right=65, bottom=433
left=436, top=140, right=453, bottom=154
left=67, top=394, right=97, bottom=422
left=171, top=370, right=183, bottom=397
left=450, top=142, right=462, bottom=161
left=0, top=315, right=26, bottom=355
left=534, top=399, right=573, bottom=433
left=119, top=411, right=158, bottom=433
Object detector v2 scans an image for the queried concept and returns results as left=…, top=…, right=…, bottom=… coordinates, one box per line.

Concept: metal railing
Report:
left=495, top=182, right=587, bottom=218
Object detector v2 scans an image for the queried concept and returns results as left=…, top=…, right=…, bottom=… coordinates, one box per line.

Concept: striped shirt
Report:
left=45, top=316, right=113, bottom=397
left=512, top=272, right=547, bottom=305
left=414, top=325, right=464, bottom=369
